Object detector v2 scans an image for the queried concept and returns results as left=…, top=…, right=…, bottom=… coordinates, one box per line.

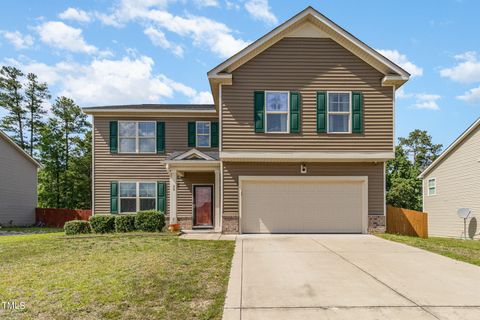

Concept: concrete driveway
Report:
left=223, top=235, right=480, bottom=320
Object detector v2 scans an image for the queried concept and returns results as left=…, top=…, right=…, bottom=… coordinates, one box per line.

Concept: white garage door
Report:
left=240, top=177, right=367, bottom=234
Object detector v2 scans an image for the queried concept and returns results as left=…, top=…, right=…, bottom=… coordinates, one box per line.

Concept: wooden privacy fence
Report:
left=36, top=208, right=92, bottom=228
left=386, top=205, right=428, bottom=238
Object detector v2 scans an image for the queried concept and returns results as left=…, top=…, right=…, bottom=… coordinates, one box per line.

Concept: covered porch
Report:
left=164, top=149, right=221, bottom=232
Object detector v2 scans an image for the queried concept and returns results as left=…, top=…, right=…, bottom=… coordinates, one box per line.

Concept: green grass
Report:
left=378, top=233, right=480, bottom=267
left=0, top=232, right=235, bottom=320
left=0, top=226, right=63, bottom=233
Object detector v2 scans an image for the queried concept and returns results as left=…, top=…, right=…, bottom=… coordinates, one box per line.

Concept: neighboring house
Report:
left=83, top=7, right=410, bottom=234
left=420, top=118, right=480, bottom=239
left=0, top=130, right=41, bottom=226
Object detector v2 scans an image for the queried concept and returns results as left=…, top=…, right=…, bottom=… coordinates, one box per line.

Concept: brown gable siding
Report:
left=223, top=162, right=384, bottom=217
left=221, top=37, right=393, bottom=151
left=93, top=116, right=218, bottom=214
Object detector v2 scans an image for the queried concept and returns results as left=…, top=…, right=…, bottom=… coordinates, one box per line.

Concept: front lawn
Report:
left=378, top=233, right=480, bottom=267
left=0, top=226, right=63, bottom=234
left=0, top=232, right=235, bottom=320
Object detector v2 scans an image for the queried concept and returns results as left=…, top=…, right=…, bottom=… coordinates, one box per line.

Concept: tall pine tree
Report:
left=25, top=73, right=50, bottom=156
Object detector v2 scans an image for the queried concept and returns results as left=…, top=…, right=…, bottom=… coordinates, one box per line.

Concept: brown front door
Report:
left=193, top=185, right=213, bottom=227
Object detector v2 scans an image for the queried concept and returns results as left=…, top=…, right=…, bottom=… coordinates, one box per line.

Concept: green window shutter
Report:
left=157, top=181, right=166, bottom=213
left=254, top=91, right=265, bottom=133
left=109, top=121, right=118, bottom=153
left=316, top=92, right=327, bottom=133
left=156, top=121, right=165, bottom=154
left=110, top=181, right=118, bottom=214
left=290, top=92, right=301, bottom=133
left=352, top=92, right=363, bottom=134
left=211, top=121, right=219, bottom=148
left=188, top=122, right=196, bottom=147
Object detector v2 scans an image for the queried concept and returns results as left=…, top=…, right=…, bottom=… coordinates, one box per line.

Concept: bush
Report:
left=89, top=215, right=116, bottom=233
left=135, top=210, right=165, bottom=232
left=64, top=220, right=91, bottom=235
left=115, top=215, right=136, bottom=233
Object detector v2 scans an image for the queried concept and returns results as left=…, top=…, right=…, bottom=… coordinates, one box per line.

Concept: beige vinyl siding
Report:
left=223, top=162, right=384, bottom=217
left=0, top=136, right=37, bottom=226
left=423, top=126, right=480, bottom=239
left=221, top=37, right=393, bottom=151
left=177, top=172, right=215, bottom=218
left=93, top=116, right=218, bottom=214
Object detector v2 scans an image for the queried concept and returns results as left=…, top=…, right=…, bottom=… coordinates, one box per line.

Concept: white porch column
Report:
left=169, top=169, right=177, bottom=225
left=214, top=168, right=221, bottom=232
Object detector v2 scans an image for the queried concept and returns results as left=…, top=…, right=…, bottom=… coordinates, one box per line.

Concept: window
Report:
left=265, top=91, right=289, bottom=133
left=119, top=121, right=156, bottom=153
left=119, top=182, right=156, bottom=213
left=428, top=178, right=436, bottom=196
left=327, top=92, right=351, bottom=133
left=196, top=121, right=211, bottom=147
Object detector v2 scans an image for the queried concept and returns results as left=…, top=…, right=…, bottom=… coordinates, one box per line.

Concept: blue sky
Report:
left=1, top=0, right=479, bottom=149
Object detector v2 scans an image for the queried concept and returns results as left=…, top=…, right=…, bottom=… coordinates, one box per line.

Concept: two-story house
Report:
left=83, top=7, right=410, bottom=234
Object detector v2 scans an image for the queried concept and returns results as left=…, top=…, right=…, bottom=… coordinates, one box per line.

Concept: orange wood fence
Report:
left=386, top=205, right=428, bottom=238
left=36, top=208, right=92, bottom=228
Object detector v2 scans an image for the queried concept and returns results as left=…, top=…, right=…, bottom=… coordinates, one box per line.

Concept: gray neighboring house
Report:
left=0, top=130, right=41, bottom=226
left=420, top=118, right=480, bottom=239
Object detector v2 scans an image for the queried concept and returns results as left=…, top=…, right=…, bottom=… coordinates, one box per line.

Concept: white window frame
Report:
left=118, top=121, right=156, bottom=154
left=327, top=91, right=352, bottom=134
left=265, top=91, right=290, bottom=134
left=427, top=178, right=436, bottom=196
left=119, top=181, right=157, bottom=213
left=196, top=121, right=211, bottom=148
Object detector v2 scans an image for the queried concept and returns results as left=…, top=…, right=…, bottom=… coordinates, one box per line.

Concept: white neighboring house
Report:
left=0, top=130, right=41, bottom=226
left=419, top=118, right=480, bottom=239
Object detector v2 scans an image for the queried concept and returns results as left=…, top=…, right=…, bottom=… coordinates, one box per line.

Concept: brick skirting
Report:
left=368, top=215, right=386, bottom=233
left=222, top=216, right=239, bottom=234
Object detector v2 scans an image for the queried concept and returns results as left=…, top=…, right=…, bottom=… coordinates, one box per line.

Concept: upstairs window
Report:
left=327, top=92, right=351, bottom=133
left=196, top=121, right=211, bottom=148
left=265, top=91, right=289, bottom=133
left=428, top=178, right=436, bottom=196
left=119, top=121, right=156, bottom=153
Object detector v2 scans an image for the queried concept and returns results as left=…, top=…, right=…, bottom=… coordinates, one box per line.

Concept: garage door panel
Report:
left=241, top=179, right=365, bottom=233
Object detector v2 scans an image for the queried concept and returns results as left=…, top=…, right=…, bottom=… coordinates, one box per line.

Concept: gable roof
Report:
left=419, top=118, right=480, bottom=179
left=165, top=149, right=219, bottom=161
left=207, top=6, right=410, bottom=104
left=0, top=130, right=42, bottom=168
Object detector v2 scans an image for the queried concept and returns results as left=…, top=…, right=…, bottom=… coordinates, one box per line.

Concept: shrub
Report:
left=64, top=220, right=91, bottom=235
left=135, top=210, right=165, bottom=232
left=115, top=215, right=136, bottom=233
left=89, top=215, right=116, bottom=233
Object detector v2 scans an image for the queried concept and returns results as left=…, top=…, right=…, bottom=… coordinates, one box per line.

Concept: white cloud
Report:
left=98, top=0, right=249, bottom=58
left=193, top=0, right=219, bottom=7
left=144, top=27, right=183, bottom=57
left=244, top=0, right=278, bottom=25
left=440, top=51, right=480, bottom=83
left=6, top=55, right=211, bottom=106
left=59, top=7, right=92, bottom=23
left=1, top=30, right=34, bottom=49
left=412, top=93, right=441, bottom=110
left=377, top=49, right=423, bottom=77
left=457, top=86, right=480, bottom=104
left=190, top=91, right=213, bottom=104
left=36, top=21, right=97, bottom=54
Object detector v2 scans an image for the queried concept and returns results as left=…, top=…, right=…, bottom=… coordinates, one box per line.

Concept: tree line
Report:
left=0, top=66, right=91, bottom=209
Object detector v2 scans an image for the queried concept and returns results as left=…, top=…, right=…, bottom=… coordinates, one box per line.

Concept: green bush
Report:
left=64, top=220, right=91, bottom=235
left=89, top=215, right=116, bottom=233
left=135, top=210, right=165, bottom=232
left=115, top=215, right=136, bottom=233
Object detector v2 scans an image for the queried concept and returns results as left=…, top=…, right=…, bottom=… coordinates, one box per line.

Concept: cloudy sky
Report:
left=1, top=0, right=479, bottom=147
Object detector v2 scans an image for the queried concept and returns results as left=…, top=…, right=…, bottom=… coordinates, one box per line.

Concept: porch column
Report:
left=214, top=168, right=221, bottom=232
left=169, top=169, right=177, bottom=225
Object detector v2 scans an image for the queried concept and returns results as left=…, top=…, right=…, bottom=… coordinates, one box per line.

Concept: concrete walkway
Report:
left=223, top=235, right=480, bottom=320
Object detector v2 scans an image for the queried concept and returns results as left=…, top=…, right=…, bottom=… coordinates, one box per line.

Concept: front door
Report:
left=193, top=185, right=213, bottom=227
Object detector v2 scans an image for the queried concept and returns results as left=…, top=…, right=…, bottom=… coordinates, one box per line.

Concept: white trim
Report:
left=265, top=91, right=290, bottom=134
left=118, top=181, right=157, bottom=214
left=192, top=183, right=215, bottom=229
left=220, top=162, right=224, bottom=232
left=174, top=148, right=215, bottom=161
left=0, top=130, right=42, bottom=167
left=326, top=91, right=352, bottom=134
left=118, top=120, right=157, bottom=154
left=83, top=108, right=217, bottom=115
left=164, top=160, right=221, bottom=167
left=219, top=84, right=223, bottom=152
left=419, top=117, right=480, bottom=178
left=392, top=85, right=396, bottom=152
left=196, top=121, right=211, bottom=148
left=92, top=121, right=95, bottom=215
left=220, top=151, right=394, bottom=162
left=238, top=175, right=369, bottom=234
left=427, top=177, right=436, bottom=196
left=169, top=170, right=177, bottom=224
left=383, top=161, right=386, bottom=216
